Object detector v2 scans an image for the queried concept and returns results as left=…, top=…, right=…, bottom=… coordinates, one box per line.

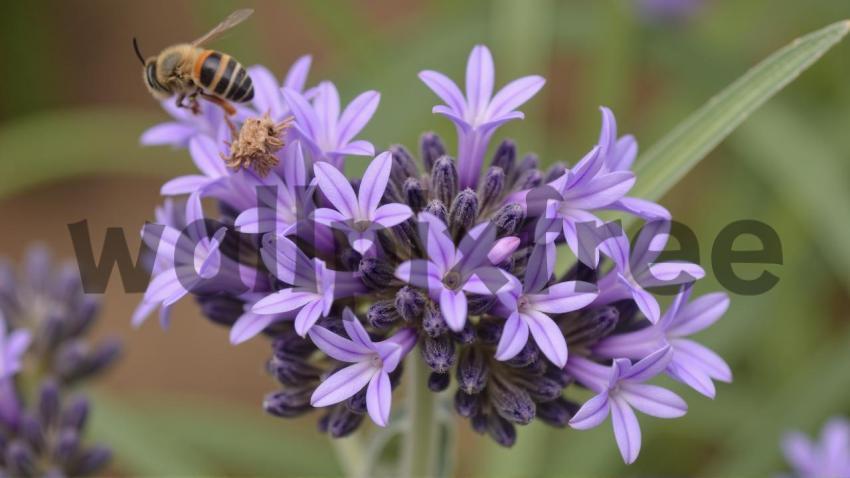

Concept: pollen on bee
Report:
left=223, top=114, right=293, bottom=177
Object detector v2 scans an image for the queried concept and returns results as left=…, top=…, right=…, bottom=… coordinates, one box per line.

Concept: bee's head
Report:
left=134, top=37, right=170, bottom=99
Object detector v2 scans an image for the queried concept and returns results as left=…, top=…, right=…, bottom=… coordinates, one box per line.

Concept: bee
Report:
left=133, top=9, right=254, bottom=116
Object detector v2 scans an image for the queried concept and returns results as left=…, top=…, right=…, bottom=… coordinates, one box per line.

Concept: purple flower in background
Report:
left=781, top=417, right=850, bottom=478
left=495, top=246, right=598, bottom=367
left=309, top=309, right=417, bottom=427
left=284, top=81, right=379, bottom=168
left=596, top=220, right=705, bottom=322
left=249, top=55, right=313, bottom=121
left=312, top=152, right=413, bottom=254
left=568, top=347, right=687, bottom=464
left=420, top=45, right=545, bottom=189
left=161, top=135, right=231, bottom=196
left=395, top=213, right=515, bottom=331
left=0, top=314, right=31, bottom=379
left=636, top=0, right=706, bottom=23
left=594, top=285, right=732, bottom=398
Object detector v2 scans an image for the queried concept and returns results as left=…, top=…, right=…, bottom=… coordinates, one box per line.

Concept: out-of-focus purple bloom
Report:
left=594, top=285, right=731, bottom=398
left=0, top=313, right=31, bottom=379
left=420, top=45, right=545, bottom=189
left=596, top=220, right=705, bottom=323
left=161, top=135, right=230, bottom=196
left=636, top=0, right=705, bottom=23
left=312, top=152, right=413, bottom=254
left=395, top=213, right=515, bottom=331
left=781, top=417, right=850, bottom=478
left=309, top=308, right=416, bottom=427
left=494, top=246, right=597, bottom=367
left=249, top=56, right=313, bottom=121
left=283, top=82, right=379, bottom=168
left=568, top=347, right=687, bottom=464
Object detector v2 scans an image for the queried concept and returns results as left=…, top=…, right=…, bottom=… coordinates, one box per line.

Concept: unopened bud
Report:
left=422, top=336, right=456, bottom=373
left=457, top=348, right=488, bottom=394
left=454, top=390, right=481, bottom=418
left=566, top=306, right=619, bottom=346
left=263, top=388, right=314, bottom=418
left=487, top=415, right=517, bottom=447
left=328, top=406, right=365, bottom=438
left=493, top=203, right=525, bottom=237
left=420, top=132, right=446, bottom=172
left=480, top=167, right=505, bottom=210
left=449, top=189, right=478, bottom=235
left=431, top=156, right=458, bottom=206
left=428, top=372, right=451, bottom=392
left=422, top=304, right=449, bottom=337
left=536, top=397, right=580, bottom=428
left=390, top=145, right=419, bottom=186
left=424, top=200, right=448, bottom=224
left=490, top=382, right=535, bottom=425
left=490, top=139, right=517, bottom=175
left=395, top=286, right=426, bottom=322
left=367, top=300, right=400, bottom=328
left=359, top=257, right=396, bottom=290
left=543, top=162, right=567, bottom=183
left=404, top=178, right=426, bottom=211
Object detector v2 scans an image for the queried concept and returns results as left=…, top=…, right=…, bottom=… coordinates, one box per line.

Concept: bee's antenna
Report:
left=132, top=37, right=146, bottom=65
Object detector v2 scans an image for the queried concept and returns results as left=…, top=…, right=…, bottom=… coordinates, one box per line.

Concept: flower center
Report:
left=443, top=270, right=462, bottom=290
left=353, top=220, right=371, bottom=232
left=369, top=354, right=383, bottom=368
left=517, top=295, right=530, bottom=311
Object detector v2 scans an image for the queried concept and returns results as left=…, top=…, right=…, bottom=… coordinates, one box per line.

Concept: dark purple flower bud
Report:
left=479, top=167, right=505, bottom=210
left=38, top=380, right=60, bottom=428
left=346, top=389, right=367, bottom=414
left=506, top=341, right=540, bottom=368
left=318, top=413, right=331, bottom=433
left=424, top=200, right=448, bottom=224
left=422, top=304, right=448, bottom=337
left=543, top=162, right=567, bottom=183
left=422, top=336, right=455, bottom=373
left=486, top=415, right=517, bottom=447
left=367, top=300, right=400, bottom=329
left=328, top=406, right=365, bottom=438
left=536, top=397, right=580, bottom=428
left=39, top=315, right=64, bottom=355
left=389, top=362, right=404, bottom=388
left=519, top=169, right=542, bottom=189
left=53, top=429, right=79, bottom=466
left=196, top=294, right=244, bottom=327
left=390, top=144, right=419, bottom=184
left=395, top=286, right=426, bottom=322
left=359, top=257, right=396, bottom=291
left=20, top=414, right=45, bottom=451
left=457, top=348, right=488, bottom=394
left=339, top=248, right=362, bottom=271
left=476, top=319, right=503, bottom=345
left=519, top=153, right=539, bottom=173
left=5, top=441, right=37, bottom=477
left=267, top=353, right=321, bottom=386
left=612, top=299, right=640, bottom=326
left=566, top=306, right=619, bottom=346
left=451, top=322, right=476, bottom=345
left=431, top=156, right=458, bottom=206
left=471, top=413, right=489, bottom=434
left=522, top=376, right=564, bottom=402
left=389, top=219, right=421, bottom=259
left=54, top=340, right=87, bottom=379
left=490, top=139, right=516, bottom=176
left=403, top=177, right=426, bottom=212
left=69, top=446, right=111, bottom=476
left=61, top=396, right=89, bottom=431
left=493, top=203, right=525, bottom=237
left=272, top=332, right=315, bottom=358
left=428, top=372, right=450, bottom=392
left=490, top=382, right=535, bottom=425
left=263, top=388, right=313, bottom=418
left=467, top=295, right=496, bottom=315
left=454, top=390, right=481, bottom=418
left=88, top=338, right=122, bottom=373
left=420, top=132, right=446, bottom=172
left=449, top=189, right=478, bottom=235
left=544, top=364, right=574, bottom=388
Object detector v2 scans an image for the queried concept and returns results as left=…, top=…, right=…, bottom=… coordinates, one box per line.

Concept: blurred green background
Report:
left=1, top=0, right=849, bottom=476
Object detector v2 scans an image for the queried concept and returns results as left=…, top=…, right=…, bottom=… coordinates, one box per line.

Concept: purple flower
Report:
left=568, top=347, right=687, bottom=464
left=395, top=213, right=516, bottom=331
left=494, top=246, right=598, bottom=367
left=312, top=151, right=413, bottom=254
left=419, top=45, right=545, bottom=189
left=160, top=135, right=230, bottom=196
left=309, top=308, right=417, bottom=426
left=233, top=141, right=314, bottom=236
left=283, top=81, right=379, bottom=168
left=249, top=235, right=363, bottom=337
left=140, top=98, right=232, bottom=148
left=0, top=314, right=31, bottom=379
left=782, top=417, right=850, bottom=478
left=595, top=220, right=705, bottom=323
left=594, top=285, right=732, bottom=398
left=249, top=55, right=313, bottom=121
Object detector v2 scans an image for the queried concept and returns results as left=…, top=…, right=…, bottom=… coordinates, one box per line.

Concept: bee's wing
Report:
left=191, top=9, right=254, bottom=47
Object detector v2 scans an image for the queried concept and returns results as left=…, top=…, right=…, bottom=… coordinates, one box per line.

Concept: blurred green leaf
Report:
left=92, top=393, right=341, bottom=476
left=733, top=102, right=850, bottom=291
left=631, top=20, right=850, bottom=207
left=0, top=108, right=186, bottom=199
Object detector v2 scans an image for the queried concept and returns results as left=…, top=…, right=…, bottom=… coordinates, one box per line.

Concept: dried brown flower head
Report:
left=224, top=114, right=293, bottom=177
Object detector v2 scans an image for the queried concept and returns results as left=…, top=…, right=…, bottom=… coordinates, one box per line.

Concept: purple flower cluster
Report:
left=781, top=417, right=850, bottom=478
left=1, top=246, right=118, bottom=477
left=137, top=45, right=731, bottom=463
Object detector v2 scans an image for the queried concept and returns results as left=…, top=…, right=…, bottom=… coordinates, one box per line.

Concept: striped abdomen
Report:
left=193, top=50, right=254, bottom=103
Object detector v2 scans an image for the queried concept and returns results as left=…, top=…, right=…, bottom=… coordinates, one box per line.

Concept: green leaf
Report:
left=630, top=20, right=850, bottom=206
left=0, top=108, right=186, bottom=199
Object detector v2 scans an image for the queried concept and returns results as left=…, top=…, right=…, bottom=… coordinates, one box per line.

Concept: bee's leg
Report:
left=188, top=91, right=201, bottom=115
left=199, top=92, right=239, bottom=136
left=175, top=93, right=187, bottom=109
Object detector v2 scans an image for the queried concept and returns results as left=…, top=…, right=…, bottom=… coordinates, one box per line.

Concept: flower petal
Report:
left=311, top=207, right=349, bottom=228
left=417, top=212, right=456, bottom=273
left=667, top=292, right=730, bottom=337
left=283, top=55, right=312, bottom=92
left=248, top=65, right=285, bottom=119
left=495, top=312, right=529, bottom=361
left=372, top=203, right=413, bottom=228
left=230, top=311, right=280, bottom=345
left=439, top=288, right=468, bottom=332
left=671, top=338, right=732, bottom=382
left=607, top=197, right=671, bottom=221
left=283, top=87, right=321, bottom=142
left=486, top=75, right=545, bottom=119
left=569, top=392, right=611, bottom=430
left=394, top=260, right=443, bottom=292
left=562, top=171, right=635, bottom=210
left=310, top=361, right=375, bottom=407
left=140, top=122, right=196, bottom=147
left=294, top=299, right=325, bottom=336
left=419, top=70, right=466, bottom=114
left=528, top=281, right=598, bottom=314
left=366, top=372, right=392, bottom=427
left=329, top=140, right=375, bottom=157
left=308, top=325, right=371, bottom=362
left=621, top=383, right=687, bottom=418
left=252, top=289, right=318, bottom=315
left=358, top=151, right=393, bottom=217
left=161, top=175, right=213, bottom=196
left=524, top=310, right=568, bottom=368
left=342, top=307, right=374, bottom=350
left=337, top=91, right=380, bottom=146
left=465, top=45, right=495, bottom=119
left=314, top=162, right=358, bottom=218
left=621, top=346, right=673, bottom=383
left=666, top=358, right=717, bottom=398
left=189, top=136, right=228, bottom=178
left=611, top=396, right=642, bottom=464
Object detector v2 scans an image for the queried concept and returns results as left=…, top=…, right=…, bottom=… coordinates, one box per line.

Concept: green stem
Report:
left=398, top=351, right=451, bottom=478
